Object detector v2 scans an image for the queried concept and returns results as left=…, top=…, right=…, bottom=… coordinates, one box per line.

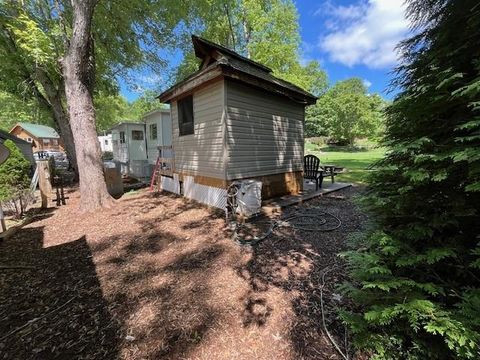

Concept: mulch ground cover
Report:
left=0, top=186, right=367, bottom=359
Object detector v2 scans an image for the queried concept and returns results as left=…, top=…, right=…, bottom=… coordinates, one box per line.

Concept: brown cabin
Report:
left=10, top=122, right=64, bottom=153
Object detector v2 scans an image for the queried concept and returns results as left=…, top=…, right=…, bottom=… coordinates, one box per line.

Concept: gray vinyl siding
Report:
left=171, top=80, right=226, bottom=178
left=225, top=80, right=304, bottom=179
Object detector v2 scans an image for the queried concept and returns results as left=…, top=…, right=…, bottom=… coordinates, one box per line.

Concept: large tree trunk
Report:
left=63, top=0, right=114, bottom=212
left=50, top=96, right=78, bottom=176
left=35, top=70, right=78, bottom=177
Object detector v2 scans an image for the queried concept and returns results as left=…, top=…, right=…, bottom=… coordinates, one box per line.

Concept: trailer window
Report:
left=120, top=131, right=126, bottom=144
left=132, top=130, right=144, bottom=140
left=150, top=124, right=157, bottom=140
left=178, top=95, right=194, bottom=136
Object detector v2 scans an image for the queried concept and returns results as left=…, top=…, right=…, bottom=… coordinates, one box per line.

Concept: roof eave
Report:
left=220, top=65, right=317, bottom=105
left=158, top=64, right=223, bottom=103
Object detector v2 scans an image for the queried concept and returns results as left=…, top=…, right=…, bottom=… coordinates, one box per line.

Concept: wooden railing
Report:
left=157, top=145, right=174, bottom=176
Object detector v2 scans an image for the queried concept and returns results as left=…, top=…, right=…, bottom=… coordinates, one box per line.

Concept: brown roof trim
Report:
left=192, top=35, right=272, bottom=73
left=221, top=68, right=317, bottom=105
left=158, top=63, right=223, bottom=103
left=159, top=63, right=316, bottom=105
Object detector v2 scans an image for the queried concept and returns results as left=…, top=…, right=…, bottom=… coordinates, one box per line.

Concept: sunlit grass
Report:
left=305, top=140, right=385, bottom=184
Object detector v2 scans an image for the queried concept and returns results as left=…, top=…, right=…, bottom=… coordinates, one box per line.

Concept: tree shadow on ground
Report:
left=1, top=196, right=229, bottom=359
left=86, top=198, right=229, bottom=359
left=235, top=192, right=367, bottom=359
left=0, top=227, right=121, bottom=359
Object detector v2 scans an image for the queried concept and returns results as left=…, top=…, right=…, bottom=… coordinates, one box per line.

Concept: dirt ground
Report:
left=0, top=186, right=367, bottom=360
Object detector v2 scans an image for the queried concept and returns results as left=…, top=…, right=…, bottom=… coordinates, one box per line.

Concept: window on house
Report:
left=150, top=124, right=157, bottom=140
left=104, top=139, right=109, bottom=145
left=132, top=130, right=144, bottom=140
left=177, top=95, right=194, bottom=136
left=120, top=131, right=126, bottom=144
left=27, top=138, right=32, bottom=142
left=43, top=138, right=50, bottom=145
left=52, top=139, right=58, bottom=146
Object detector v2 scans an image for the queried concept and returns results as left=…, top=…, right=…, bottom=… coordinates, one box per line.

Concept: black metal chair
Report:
left=304, top=154, right=324, bottom=190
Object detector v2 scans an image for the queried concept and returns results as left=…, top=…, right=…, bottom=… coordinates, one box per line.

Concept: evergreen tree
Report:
left=342, top=0, right=480, bottom=359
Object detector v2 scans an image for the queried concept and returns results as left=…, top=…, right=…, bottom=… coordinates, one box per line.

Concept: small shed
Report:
left=110, top=122, right=148, bottom=179
left=156, top=35, right=317, bottom=209
left=143, top=109, right=172, bottom=165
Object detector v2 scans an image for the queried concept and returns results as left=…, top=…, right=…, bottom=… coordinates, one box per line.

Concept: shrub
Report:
left=0, top=140, right=32, bottom=217
left=341, top=1, right=480, bottom=359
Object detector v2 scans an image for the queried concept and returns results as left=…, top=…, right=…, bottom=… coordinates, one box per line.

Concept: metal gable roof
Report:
left=12, top=122, right=59, bottom=139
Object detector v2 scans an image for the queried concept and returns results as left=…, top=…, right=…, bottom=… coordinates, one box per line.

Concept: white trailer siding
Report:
left=225, top=80, right=304, bottom=179
left=171, top=80, right=226, bottom=178
left=145, top=110, right=172, bottom=165
left=111, top=122, right=147, bottom=178
left=98, top=134, right=113, bottom=152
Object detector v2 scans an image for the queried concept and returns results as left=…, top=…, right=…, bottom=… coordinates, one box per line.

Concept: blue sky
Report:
left=120, top=0, right=410, bottom=102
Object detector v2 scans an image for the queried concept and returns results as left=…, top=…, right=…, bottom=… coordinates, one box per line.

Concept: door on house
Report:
left=147, top=112, right=172, bottom=163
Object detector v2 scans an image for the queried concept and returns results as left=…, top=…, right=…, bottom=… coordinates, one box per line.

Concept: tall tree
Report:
left=342, top=0, right=480, bottom=358
left=306, top=78, right=385, bottom=143
left=63, top=0, right=114, bottom=210
left=0, top=7, right=79, bottom=173
left=175, top=0, right=327, bottom=94
left=0, top=1, right=195, bottom=210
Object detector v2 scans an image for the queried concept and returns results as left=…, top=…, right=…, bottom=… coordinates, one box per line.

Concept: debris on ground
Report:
left=0, top=186, right=367, bottom=359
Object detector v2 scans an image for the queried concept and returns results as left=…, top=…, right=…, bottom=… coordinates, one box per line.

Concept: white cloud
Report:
left=317, top=0, right=409, bottom=69
left=363, top=79, right=372, bottom=88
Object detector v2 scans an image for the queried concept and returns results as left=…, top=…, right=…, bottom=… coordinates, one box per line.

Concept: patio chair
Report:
left=303, top=155, right=324, bottom=190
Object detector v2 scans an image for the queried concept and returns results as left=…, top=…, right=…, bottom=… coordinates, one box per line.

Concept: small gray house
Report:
left=110, top=122, right=148, bottom=179
left=157, top=35, right=317, bottom=209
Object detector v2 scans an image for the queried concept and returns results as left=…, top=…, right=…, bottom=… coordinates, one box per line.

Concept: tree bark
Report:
left=63, top=0, right=114, bottom=212
left=34, top=70, right=78, bottom=177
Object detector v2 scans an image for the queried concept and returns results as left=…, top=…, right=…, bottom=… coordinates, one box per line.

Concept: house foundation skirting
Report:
left=158, top=170, right=303, bottom=210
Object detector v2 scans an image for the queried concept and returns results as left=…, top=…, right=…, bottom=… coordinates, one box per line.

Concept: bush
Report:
left=0, top=140, right=32, bottom=218
left=341, top=1, right=480, bottom=359
left=102, top=151, right=113, bottom=161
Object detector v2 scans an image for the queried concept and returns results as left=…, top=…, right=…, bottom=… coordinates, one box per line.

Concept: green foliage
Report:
left=123, top=90, right=166, bottom=120
left=0, top=91, right=52, bottom=131
left=174, top=0, right=327, bottom=95
left=94, top=90, right=167, bottom=131
left=0, top=140, right=31, bottom=201
left=305, top=78, right=386, bottom=142
left=342, top=1, right=480, bottom=358
left=0, top=0, right=194, bottom=142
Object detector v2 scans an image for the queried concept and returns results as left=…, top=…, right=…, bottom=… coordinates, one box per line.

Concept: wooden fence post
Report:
left=37, top=160, right=52, bottom=209
left=0, top=203, right=6, bottom=233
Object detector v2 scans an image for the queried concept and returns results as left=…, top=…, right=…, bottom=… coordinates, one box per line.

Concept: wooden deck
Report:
left=262, top=181, right=352, bottom=215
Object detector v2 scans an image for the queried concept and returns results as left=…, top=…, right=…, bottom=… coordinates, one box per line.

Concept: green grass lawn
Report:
left=305, top=140, right=385, bottom=184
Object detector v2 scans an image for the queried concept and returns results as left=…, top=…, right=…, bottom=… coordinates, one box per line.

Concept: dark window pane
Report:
left=132, top=130, right=144, bottom=140
left=177, top=95, right=194, bottom=136
left=150, top=124, right=158, bottom=140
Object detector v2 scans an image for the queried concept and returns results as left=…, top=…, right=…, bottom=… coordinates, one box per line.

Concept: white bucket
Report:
left=235, top=180, right=262, bottom=217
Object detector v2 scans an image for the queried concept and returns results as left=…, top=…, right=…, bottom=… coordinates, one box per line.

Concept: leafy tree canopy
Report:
left=342, top=0, right=480, bottom=358
left=306, top=78, right=387, bottom=143
left=0, top=90, right=52, bottom=131
left=174, top=0, right=327, bottom=95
